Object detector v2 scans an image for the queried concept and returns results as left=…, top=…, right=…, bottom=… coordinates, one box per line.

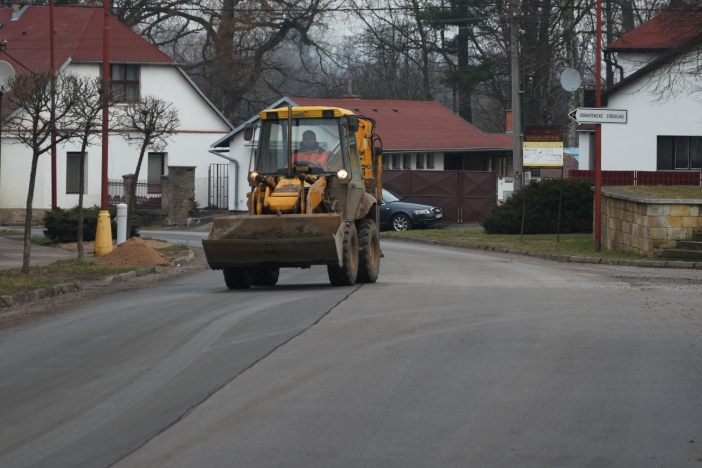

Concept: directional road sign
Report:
left=568, top=107, right=627, bottom=124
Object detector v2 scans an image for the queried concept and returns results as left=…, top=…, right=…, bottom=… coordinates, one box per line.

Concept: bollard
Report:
left=116, top=203, right=127, bottom=245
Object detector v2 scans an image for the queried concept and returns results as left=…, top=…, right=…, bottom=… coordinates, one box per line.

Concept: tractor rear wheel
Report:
left=223, top=267, right=253, bottom=289
left=356, top=219, right=380, bottom=283
left=327, top=222, right=359, bottom=286
left=252, top=267, right=280, bottom=286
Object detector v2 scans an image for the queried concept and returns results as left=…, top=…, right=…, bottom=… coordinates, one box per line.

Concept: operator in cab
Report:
left=293, top=130, right=328, bottom=170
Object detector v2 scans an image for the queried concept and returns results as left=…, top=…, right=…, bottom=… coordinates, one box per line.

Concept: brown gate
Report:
left=383, top=170, right=496, bottom=222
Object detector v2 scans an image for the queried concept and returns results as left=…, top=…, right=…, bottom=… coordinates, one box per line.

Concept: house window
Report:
left=111, top=64, right=140, bottom=102
left=657, top=136, right=702, bottom=170
left=383, top=154, right=391, bottom=169
left=392, top=154, right=400, bottom=169
left=497, top=156, right=508, bottom=176
left=147, top=152, right=166, bottom=193
left=66, top=152, right=86, bottom=194
left=427, top=153, right=435, bottom=169
left=403, top=154, right=411, bottom=169
left=416, top=153, right=425, bottom=169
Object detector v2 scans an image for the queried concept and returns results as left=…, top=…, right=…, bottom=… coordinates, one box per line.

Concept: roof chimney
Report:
left=505, top=109, right=513, bottom=133
left=342, top=78, right=361, bottom=100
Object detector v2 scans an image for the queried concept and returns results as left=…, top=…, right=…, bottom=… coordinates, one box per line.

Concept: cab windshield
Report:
left=257, top=118, right=345, bottom=174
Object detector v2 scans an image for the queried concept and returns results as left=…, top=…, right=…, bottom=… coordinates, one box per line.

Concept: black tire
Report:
left=223, top=267, right=253, bottom=289
left=327, top=222, right=359, bottom=286
left=391, top=213, right=411, bottom=231
left=356, top=219, right=380, bottom=283
left=252, top=267, right=280, bottom=286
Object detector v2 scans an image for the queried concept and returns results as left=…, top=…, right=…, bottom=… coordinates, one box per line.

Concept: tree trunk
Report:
left=21, top=151, right=40, bottom=274
left=457, top=23, right=472, bottom=122
left=127, top=144, right=148, bottom=238
left=77, top=143, right=87, bottom=262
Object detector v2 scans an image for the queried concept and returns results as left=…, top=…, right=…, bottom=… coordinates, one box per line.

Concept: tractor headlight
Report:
left=337, top=169, right=349, bottom=180
left=248, top=171, right=259, bottom=187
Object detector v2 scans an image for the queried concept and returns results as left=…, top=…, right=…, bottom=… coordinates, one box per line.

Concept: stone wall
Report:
left=0, top=208, right=47, bottom=226
left=601, top=187, right=702, bottom=256
left=161, top=166, right=196, bottom=226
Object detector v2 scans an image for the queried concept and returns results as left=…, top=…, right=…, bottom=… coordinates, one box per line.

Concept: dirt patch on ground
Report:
left=59, top=238, right=172, bottom=256
left=96, top=237, right=171, bottom=267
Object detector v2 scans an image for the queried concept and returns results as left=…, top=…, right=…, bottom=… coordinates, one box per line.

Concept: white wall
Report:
left=601, top=61, right=702, bottom=171
left=617, top=52, right=660, bottom=78
left=226, top=128, right=258, bottom=212
left=578, top=132, right=595, bottom=170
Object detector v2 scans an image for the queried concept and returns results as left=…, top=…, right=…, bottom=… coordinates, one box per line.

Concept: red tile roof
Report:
left=291, top=98, right=512, bottom=152
left=0, top=5, right=172, bottom=74
left=608, top=8, right=702, bottom=51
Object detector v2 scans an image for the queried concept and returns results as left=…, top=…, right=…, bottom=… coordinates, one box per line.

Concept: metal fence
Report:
left=107, top=179, right=162, bottom=209
left=208, top=164, right=228, bottom=209
left=569, top=170, right=701, bottom=186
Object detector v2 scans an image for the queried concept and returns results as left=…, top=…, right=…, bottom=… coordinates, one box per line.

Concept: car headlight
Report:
left=414, top=209, right=431, bottom=215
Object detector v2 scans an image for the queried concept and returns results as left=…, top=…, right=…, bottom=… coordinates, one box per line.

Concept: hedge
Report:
left=43, top=206, right=139, bottom=242
left=481, top=178, right=594, bottom=235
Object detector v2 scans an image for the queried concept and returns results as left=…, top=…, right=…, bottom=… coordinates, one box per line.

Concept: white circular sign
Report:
left=560, top=68, right=582, bottom=92
left=0, top=60, right=15, bottom=90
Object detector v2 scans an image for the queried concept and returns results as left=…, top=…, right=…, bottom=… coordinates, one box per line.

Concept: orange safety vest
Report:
left=293, top=148, right=328, bottom=170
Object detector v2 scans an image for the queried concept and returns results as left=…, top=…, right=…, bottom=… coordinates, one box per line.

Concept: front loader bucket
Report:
left=202, top=213, right=344, bottom=269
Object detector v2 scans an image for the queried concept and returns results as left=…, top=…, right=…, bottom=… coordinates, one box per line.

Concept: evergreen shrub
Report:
left=481, top=178, right=594, bottom=234
left=43, top=206, right=139, bottom=242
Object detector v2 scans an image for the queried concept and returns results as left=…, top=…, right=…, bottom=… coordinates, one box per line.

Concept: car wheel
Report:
left=327, top=222, right=359, bottom=286
left=223, top=267, right=253, bottom=289
left=356, top=219, right=380, bottom=283
left=391, top=214, right=411, bottom=232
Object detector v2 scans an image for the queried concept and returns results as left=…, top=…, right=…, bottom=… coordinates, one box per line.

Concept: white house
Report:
left=0, top=5, right=233, bottom=224
left=579, top=8, right=702, bottom=172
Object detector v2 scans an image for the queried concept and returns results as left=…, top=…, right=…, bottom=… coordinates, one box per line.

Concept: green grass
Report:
left=382, top=229, right=649, bottom=260
left=139, top=224, right=169, bottom=231
left=0, top=229, right=22, bottom=236
left=29, top=236, right=55, bottom=246
left=0, top=259, right=136, bottom=296
left=622, top=186, right=702, bottom=199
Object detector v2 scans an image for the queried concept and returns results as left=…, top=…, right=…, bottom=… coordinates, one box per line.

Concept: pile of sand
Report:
left=96, top=237, right=172, bottom=267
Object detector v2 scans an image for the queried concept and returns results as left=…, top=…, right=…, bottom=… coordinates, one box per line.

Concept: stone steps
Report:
left=663, top=231, right=702, bottom=259
left=662, top=249, right=702, bottom=261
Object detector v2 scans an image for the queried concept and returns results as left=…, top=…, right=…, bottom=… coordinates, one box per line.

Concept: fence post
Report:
left=122, top=174, right=135, bottom=210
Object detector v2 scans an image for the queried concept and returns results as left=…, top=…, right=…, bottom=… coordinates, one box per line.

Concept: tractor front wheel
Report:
left=327, top=222, right=359, bottom=286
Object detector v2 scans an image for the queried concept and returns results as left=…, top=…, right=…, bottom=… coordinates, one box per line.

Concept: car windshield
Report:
left=383, top=189, right=403, bottom=203
left=256, top=118, right=345, bottom=174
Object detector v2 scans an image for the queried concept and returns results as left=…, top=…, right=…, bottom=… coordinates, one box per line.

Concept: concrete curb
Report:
left=381, top=235, right=702, bottom=270
left=1, top=248, right=195, bottom=309
left=1, top=282, right=84, bottom=308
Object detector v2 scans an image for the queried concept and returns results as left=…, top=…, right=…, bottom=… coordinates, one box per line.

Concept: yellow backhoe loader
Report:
left=202, top=105, right=383, bottom=288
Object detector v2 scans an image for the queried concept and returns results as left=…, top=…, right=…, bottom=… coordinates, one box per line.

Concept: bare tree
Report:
left=70, top=76, right=116, bottom=262
left=5, top=71, right=82, bottom=274
left=110, top=0, right=337, bottom=125
left=117, top=95, right=179, bottom=236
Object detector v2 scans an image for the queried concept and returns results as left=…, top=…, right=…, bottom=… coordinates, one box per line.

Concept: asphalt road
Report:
left=2, top=240, right=702, bottom=467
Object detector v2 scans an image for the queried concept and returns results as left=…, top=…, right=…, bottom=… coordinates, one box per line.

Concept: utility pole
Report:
left=49, top=0, right=56, bottom=209
left=510, top=1, right=522, bottom=189
left=94, top=0, right=113, bottom=256
left=595, top=0, right=602, bottom=252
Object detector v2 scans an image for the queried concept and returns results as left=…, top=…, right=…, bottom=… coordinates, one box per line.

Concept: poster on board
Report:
left=522, top=141, right=564, bottom=167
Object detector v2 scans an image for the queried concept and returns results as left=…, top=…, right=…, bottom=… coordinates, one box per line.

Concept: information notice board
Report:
left=523, top=125, right=563, bottom=167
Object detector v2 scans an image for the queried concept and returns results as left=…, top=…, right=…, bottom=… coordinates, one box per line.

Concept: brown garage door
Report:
left=383, top=170, right=495, bottom=223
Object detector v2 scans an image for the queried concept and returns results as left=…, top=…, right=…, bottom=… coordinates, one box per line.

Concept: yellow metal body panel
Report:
left=260, top=106, right=355, bottom=120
